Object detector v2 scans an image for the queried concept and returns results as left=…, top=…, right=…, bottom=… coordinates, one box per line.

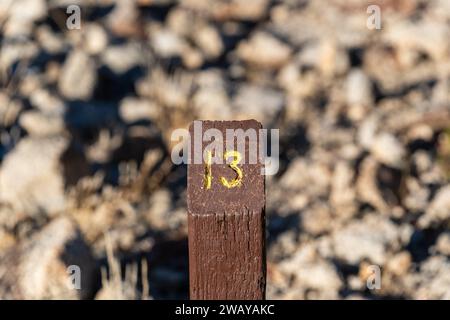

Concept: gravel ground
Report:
left=0, top=0, right=449, bottom=299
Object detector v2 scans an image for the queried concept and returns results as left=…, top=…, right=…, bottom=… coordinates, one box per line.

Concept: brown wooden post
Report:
left=187, top=120, right=266, bottom=300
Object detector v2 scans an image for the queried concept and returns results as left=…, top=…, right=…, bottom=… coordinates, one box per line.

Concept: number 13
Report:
left=203, top=150, right=243, bottom=190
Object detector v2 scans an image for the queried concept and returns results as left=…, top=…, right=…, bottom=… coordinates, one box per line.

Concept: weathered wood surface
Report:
left=187, top=120, right=266, bottom=300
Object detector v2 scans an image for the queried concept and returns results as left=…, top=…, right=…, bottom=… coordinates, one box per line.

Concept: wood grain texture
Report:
left=187, top=120, right=266, bottom=300
left=188, top=210, right=266, bottom=299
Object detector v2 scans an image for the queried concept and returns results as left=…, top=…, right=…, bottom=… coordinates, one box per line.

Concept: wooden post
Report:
left=187, top=120, right=266, bottom=300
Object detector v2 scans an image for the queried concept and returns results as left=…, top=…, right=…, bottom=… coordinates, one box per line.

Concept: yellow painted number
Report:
left=203, top=150, right=243, bottom=189
left=203, top=150, right=212, bottom=189
left=220, top=150, right=243, bottom=189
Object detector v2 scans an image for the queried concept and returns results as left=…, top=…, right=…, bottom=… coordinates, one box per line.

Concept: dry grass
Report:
left=97, top=233, right=151, bottom=300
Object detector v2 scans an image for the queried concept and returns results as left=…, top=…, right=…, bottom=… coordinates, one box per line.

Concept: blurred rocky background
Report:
left=0, top=0, right=450, bottom=299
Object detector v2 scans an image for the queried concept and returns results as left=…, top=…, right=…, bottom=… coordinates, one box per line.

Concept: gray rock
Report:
left=182, top=0, right=270, bottom=21
left=36, top=25, right=67, bottom=54
left=119, top=97, right=161, bottom=123
left=19, top=110, right=65, bottom=136
left=414, top=256, right=450, bottom=299
left=404, top=177, right=429, bottom=212
left=106, top=0, right=141, bottom=38
left=0, top=137, right=68, bottom=215
left=356, top=156, right=388, bottom=213
left=358, top=115, right=378, bottom=149
left=370, top=133, right=406, bottom=168
left=0, top=136, right=88, bottom=216
left=301, top=203, right=333, bottom=236
left=279, top=244, right=343, bottom=299
left=83, top=23, right=108, bottom=55
left=192, top=24, right=223, bottom=59
left=298, top=39, right=349, bottom=77
left=2, top=0, right=46, bottom=37
left=29, top=89, right=66, bottom=115
left=0, top=92, right=22, bottom=126
left=330, top=161, right=357, bottom=220
left=419, top=185, right=450, bottom=228
left=193, top=71, right=232, bottom=120
left=332, top=214, right=401, bottom=265
left=58, top=50, right=97, bottom=101
left=383, top=19, right=449, bottom=62
left=232, top=84, right=284, bottom=127
left=386, top=251, right=412, bottom=276
left=0, top=217, right=96, bottom=299
left=150, top=27, right=187, bottom=58
left=434, top=232, right=450, bottom=256
left=0, top=39, right=38, bottom=73
left=237, top=32, right=292, bottom=69
left=346, top=69, right=373, bottom=121
left=101, top=43, right=145, bottom=74
left=279, top=158, right=331, bottom=198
